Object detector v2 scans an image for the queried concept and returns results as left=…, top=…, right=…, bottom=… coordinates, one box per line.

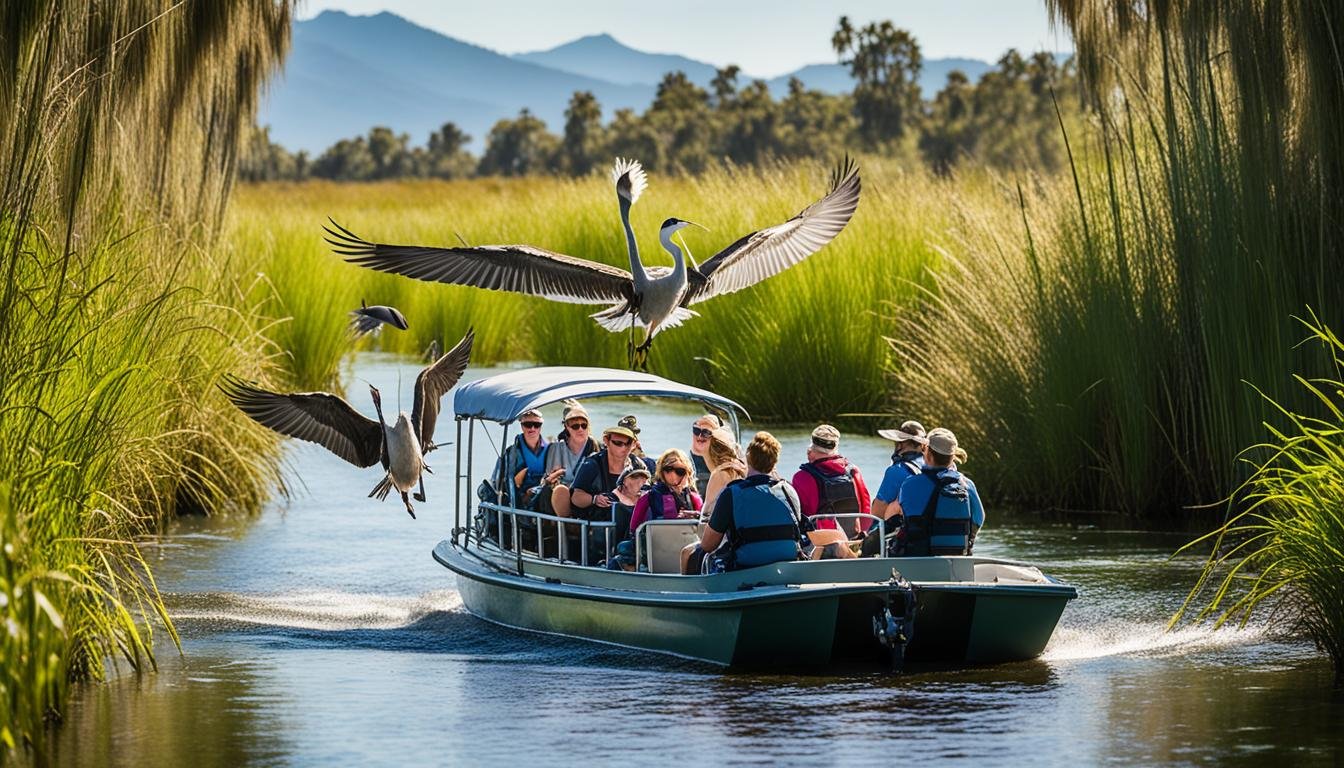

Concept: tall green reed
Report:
left=891, top=3, right=1342, bottom=519
left=0, top=1, right=293, bottom=756
left=1174, top=316, right=1344, bottom=685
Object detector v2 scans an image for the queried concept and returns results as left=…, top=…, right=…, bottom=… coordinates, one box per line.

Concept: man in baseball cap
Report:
left=791, top=425, right=872, bottom=539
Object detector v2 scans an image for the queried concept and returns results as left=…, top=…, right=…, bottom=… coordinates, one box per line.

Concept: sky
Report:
left=299, top=1, right=1070, bottom=77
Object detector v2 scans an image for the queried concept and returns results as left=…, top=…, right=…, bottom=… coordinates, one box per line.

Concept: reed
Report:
left=889, top=3, right=1342, bottom=519
left=229, top=161, right=1003, bottom=419
left=0, top=1, right=292, bottom=756
left=1174, top=316, right=1344, bottom=685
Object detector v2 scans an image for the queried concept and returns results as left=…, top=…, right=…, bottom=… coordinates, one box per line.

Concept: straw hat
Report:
left=878, top=420, right=927, bottom=444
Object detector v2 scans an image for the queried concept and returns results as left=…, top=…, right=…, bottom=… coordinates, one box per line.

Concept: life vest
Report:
left=891, top=450, right=923, bottom=478
left=517, top=435, right=547, bottom=488
left=645, top=482, right=694, bottom=522
left=797, top=460, right=860, bottom=534
left=900, top=468, right=975, bottom=557
left=727, top=479, right=802, bottom=569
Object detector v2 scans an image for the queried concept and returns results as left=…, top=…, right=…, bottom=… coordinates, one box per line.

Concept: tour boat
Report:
left=435, top=367, right=1077, bottom=669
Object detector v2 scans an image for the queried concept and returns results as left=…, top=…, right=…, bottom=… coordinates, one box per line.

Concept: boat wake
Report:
left=1042, top=619, right=1277, bottom=663
left=166, top=588, right=673, bottom=667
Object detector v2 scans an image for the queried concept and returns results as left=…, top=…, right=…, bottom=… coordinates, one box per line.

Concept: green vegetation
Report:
left=0, top=1, right=292, bottom=757
left=228, top=160, right=1016, bottom=419
left=1175, top=317, right=1344, bottom=684
left=892, top=1, right=1342, bottom=521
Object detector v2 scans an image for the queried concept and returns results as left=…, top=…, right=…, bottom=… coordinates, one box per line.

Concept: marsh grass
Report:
left=230, top=161, right=999, bottom=420
left=0, top=1, right=292, bottom=756
left=1174, top=317, right=1344, bottom=684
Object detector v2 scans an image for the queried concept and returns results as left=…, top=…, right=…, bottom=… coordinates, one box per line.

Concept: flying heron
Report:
left=220, top=328, right=474, bottom=517
left=350, top=299, right=409, bottom=336
left=325, top=157, right=861, bottom=369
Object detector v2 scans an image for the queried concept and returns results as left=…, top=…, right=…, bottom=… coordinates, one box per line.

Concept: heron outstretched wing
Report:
left=412, top=327, right=475, bottom=451
left=220, top=376, right=384, bottom=468
left=683, top=157, right=861, bottom=305
left=326, top=220, right=635, bottom=305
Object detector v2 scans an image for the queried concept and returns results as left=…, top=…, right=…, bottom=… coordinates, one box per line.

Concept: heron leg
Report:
left=413, top=475, right=427, bottom=503
left=402, top=491, right=417, bottom=519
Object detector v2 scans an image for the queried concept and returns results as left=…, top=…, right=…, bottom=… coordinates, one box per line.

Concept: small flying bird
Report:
left=220, top=328, right=475, bottom=517
left=326, top=157, right=860, bottom=369
left=350, top=299, right=409, bottom=336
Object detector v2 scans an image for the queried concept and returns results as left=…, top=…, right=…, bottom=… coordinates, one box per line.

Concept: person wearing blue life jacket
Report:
left=681, top=431, right=803, bottom=574
left=891, top=427, right=984, bottom=557
left=861, top=420, right=928, bottom=557
left=502, top=408, right=549, bottom=509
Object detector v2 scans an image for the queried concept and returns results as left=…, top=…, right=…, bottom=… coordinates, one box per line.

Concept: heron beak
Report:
left=685, top=220, right=710, bottom=233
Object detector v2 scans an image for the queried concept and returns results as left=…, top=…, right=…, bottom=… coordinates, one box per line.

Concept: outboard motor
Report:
left=873, top=569, right=917, bottom=671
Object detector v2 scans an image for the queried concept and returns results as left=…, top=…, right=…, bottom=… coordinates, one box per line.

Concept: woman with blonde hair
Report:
left=689, top=413, right=722, bottom=497
left=700, top=426, right=747, bottom=522
left=627, top=448, right=702, bottom=535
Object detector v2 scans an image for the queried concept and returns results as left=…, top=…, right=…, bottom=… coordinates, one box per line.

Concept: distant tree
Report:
left=560, top=91, right=604, bottom=176
left=239, top=124, right=305, bottom=181
left=425, top=122, right=475, bottom=179
left=367, top=126, right=418, bottom=179
left=711, top=65, right=741, bottom=109
left=832, top=17, right=923, bottom=147
left=478, top=109, right=559, bottom=176
left=647, top=71, right=712, bottom=173
left=718, top=79, right=781, bottom=165
left=311, top=136, right=376, bottom=180
left=777, top=77, right=856, bottom=160
left=919, top=70, right=976, bottom=174
left=605, top=107, right=663, bottom=171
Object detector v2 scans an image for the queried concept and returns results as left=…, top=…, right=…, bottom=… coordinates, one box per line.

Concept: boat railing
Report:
left=476, top=501, right=616, bottom=565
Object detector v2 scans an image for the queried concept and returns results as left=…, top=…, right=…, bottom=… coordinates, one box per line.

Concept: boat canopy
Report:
left=453, top=366, right=748, bottom=424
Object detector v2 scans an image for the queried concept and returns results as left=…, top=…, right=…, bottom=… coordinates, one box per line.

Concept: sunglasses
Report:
left=521, top=421, right=543, bottom=429
left=664, top=466, right=688, bottom=478
left=567, top=421, right=589, bottom=430
left=691, top=426, right=713, bottom=439
left=608, top=437, right=632, bottom=448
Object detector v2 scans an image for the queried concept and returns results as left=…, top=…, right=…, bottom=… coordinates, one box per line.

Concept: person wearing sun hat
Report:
left=869, top=419, right=929, bottom=531
left=876, top=427, right=984, bottom=558
left=537, top=399, right=598, bottom=517
left=499, top=408, right=549, bottom=508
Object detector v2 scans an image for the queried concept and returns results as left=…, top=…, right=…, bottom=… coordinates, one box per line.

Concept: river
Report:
left=49, top=357, right=1343, bottom=766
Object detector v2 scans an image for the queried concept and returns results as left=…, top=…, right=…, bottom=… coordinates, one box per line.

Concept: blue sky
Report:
left=301, top=1, right=1070, bottom=77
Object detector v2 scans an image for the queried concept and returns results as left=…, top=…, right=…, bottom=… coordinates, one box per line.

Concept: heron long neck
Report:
left=619, top=196, right=647, bottom=283
left=659, top=229, right=688, bottom=282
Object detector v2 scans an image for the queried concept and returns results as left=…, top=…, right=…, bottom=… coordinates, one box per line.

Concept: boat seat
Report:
left=973, top=562, right=1046, bottom=584
left=639, top=520, right=701, bottom=574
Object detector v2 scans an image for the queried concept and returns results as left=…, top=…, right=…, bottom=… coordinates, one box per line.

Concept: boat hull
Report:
left=435, top=541, right=1076, bottom=669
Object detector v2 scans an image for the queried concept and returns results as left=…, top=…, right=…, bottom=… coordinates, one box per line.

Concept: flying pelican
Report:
left=220, top=328, right=474, bottom=517
left=325, top=157, right=861, bottom=369
left=350, top=299, right=408, bottom=336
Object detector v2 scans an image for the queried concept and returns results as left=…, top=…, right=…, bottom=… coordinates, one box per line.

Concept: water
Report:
left=51, top=357, right=1343, bottom=766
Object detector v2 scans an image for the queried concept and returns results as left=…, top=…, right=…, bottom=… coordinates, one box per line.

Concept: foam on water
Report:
left=169, top=589, right=464, bottom=631
left=1042, top=619, right=1272, bottom=662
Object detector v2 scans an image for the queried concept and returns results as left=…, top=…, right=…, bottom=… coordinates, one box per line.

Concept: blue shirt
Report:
left=875, top=452, right=926, bottom=503
left=896, top=467, right=985, bottom=528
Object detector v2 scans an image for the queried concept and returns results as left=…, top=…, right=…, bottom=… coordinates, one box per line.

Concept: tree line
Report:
left=241, top=18, right=1078, bottom=182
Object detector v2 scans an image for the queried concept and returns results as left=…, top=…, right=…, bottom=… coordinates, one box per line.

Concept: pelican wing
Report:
left=220, top=376, right=384, bottom=468
left=326, top=220, right=634, bottom=305
left=684, top=157, right=861, bottom=305
left=412, top=327, right=475, bottom=450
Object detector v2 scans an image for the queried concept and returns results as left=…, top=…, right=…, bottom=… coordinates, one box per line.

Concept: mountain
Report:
left=259, top=11, right=1026, bottom=155
left=260, top=11, right=653, bottom=153
left=515, top=33, right=719, bottom=89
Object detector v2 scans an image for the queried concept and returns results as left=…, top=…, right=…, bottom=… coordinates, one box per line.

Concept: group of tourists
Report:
left=484, top=401, right=984, bottom=573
